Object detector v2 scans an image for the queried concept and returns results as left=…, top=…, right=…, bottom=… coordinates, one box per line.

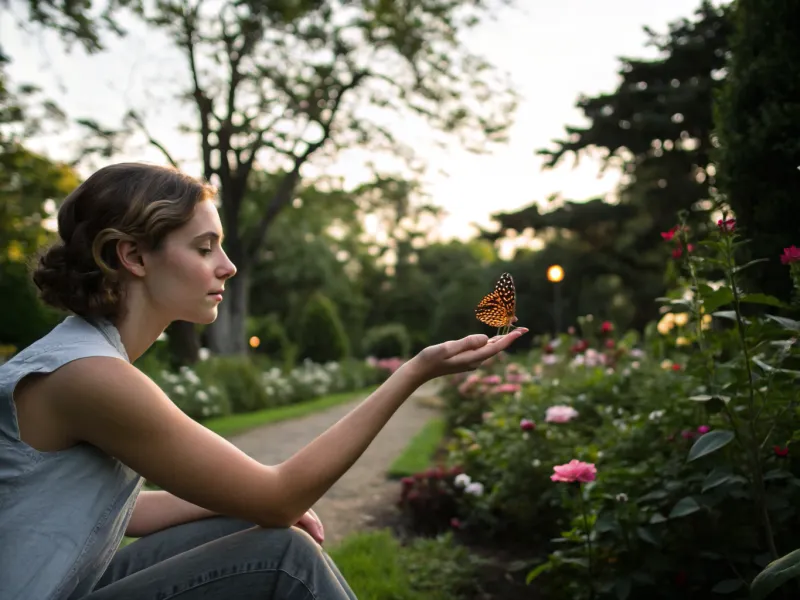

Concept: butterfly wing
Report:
left=475, top=272, right=516, bottom=327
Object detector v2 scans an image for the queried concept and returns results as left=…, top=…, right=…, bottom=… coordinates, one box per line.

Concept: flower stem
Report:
left=725, top=236, right=779, bottom=561
left=578, top=485, right=595, bottom=599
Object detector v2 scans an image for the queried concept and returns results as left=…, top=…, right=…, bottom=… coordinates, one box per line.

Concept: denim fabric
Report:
left=85, top=516, right=358, bottom=600
left=0, top=316, right=143, bottom=600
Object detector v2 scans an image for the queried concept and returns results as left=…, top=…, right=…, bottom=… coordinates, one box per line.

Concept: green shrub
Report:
left=363, top=323, right=412, bottom=358
left=297, top=292, right=350, bottom=363
left=194, top=356, right=271, bottom=414
left=247, top=314, right=292, bottom=364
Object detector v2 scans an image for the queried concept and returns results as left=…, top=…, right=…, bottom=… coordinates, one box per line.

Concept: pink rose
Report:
left=520, top=418, right=535, bottom=431
left=482, top=375, right=501, bottom=384
left=697, top=425, right=710, bottom=434
left=492, top=383, right=520, bottom=394
left=545, top=405, right=579, bottom=423
left=781, top=246, right=800, bottom=265
left=551, top=460, right=597, bottom=483
left=717, top=218, right=736, bottom=233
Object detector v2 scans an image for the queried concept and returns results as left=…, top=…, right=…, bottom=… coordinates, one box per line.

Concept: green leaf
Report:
left=668, top=496, right=701, bottom=519
left=712, top=310, right=739, bottom=322
left=649, top=512, right=667, bottom=524
left=636, top=526, right=660, bottom=546
left=766, top=315, right=800, bottom=332
left=733, top=258, right=769, bottom=274
left=525, top=561, right=552, bottom=584
left=688, top=430, right=735, bottom=462
left=702, top=286, right=734, bottom=313
left=711, top=579, right=743, bottom=593
left=740, top=293, right=791, bottom=308
left=615, top=577, right=632, bottom=600
left=751, top=548, right=800, bottom=600
left=638, top=489, right=669, bottom=502
left=702, top=467, right=733, bottom=492
left=702, top=468, right=748, bottom=492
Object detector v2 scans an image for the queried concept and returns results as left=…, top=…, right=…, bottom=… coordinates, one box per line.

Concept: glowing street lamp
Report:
left=547, top=265, right=564, bottom=283
left=547, top=264, right=565, bottom=334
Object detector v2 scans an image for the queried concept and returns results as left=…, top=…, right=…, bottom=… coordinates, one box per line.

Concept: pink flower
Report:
left=697, top=425, right=710, bottom=434
left=600, top=321, right=614, bottom=334
left=781, top=246, right=800, bottom=265
left=545, top=405, right=579, bottom=423
left=661, top=226, right=678, bottom=242
left=482, top=375, right=501, bottom=384
left=775, top=446, right=790, bottom=458
left=520, top=418, right=535, bottom=431
left=551, top=460, right=597, bottom=483
left=717, top=218, right=736, bottom=233
left=493, top=383, right=520, bottom=394
left=450, top=517, right=462, bottom=529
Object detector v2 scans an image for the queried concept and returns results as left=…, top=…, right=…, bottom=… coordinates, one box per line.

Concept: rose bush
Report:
left=399, top=220, right=800, bottom=599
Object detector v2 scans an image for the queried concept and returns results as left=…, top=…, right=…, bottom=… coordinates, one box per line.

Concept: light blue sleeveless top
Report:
left=0, top=316, right=144, bottom=600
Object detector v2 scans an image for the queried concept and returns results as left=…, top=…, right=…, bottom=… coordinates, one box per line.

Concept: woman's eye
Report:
left=199, top=247, right=213, bottom=256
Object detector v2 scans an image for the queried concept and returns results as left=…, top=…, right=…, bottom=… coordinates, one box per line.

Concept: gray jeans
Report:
left=84, top=517, right=357, bottom=599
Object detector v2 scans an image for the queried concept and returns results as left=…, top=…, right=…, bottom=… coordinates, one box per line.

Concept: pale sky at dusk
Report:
left=2, top=0, right=712, bottom=246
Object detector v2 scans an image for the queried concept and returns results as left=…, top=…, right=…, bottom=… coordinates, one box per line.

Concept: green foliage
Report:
left=297, top=292, right=350, bottom=363
left=713, top=0, right=800, bottom=304
left=488, top=2, right=732, bottom=332
left=247, top=313, right=292, bottom=366
left=193, top=356, right=271, bottom=414
left=363, top=323, right=412, bottom=359
left=329, top=530, right=480, bottom=600
left=419, top=221, right=800, bottom=599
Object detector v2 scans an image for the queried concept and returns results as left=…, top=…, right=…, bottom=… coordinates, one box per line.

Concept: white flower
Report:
left=616, top=493, right=629, bottom=503
left=648, top=410, right=665, bottom=422
left=174, top=385, right=186, bottom=395
left=454, top=473, right=472, bottom=488
left=198, top=348, right=211, bottom=361
left=196, top=390, right=209, bottom=402
left=464, top=482, right=484, bottom=496
left=532, top=459, right=541, bottom=468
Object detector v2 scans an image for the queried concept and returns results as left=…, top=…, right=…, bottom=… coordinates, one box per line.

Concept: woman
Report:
left=0, top=163, right=527, bottom=600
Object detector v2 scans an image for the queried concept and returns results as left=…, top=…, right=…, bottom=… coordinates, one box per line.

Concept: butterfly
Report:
left=475, top=272, right=518, bottom=335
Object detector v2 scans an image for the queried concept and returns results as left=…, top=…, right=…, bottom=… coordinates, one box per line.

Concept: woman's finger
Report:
left=455, top=328, right=527, bottom=363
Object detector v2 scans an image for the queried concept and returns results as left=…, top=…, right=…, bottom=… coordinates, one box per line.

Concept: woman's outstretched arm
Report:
left=53, top=330, right=526, bottom=528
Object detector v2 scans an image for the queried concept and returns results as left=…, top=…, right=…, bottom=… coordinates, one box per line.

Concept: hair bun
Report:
left=33, top=241, right=116, bottom=318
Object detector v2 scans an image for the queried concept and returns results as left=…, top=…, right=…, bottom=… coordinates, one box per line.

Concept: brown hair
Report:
left=33, top=162, right=216, bottom=320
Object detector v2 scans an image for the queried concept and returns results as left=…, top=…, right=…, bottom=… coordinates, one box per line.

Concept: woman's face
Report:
left=141, top=199, right=237, bottom=324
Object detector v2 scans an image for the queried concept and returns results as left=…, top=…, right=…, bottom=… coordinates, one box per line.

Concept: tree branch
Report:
left=180, top=0, right=215, bottom=180
left=245, top=71, right=367, bottom=256
left=126, top=111, right=180, bottom=168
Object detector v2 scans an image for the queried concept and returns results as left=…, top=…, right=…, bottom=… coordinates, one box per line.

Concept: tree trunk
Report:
left=166, top=320, right=200, bottom=366
left=207, top=264, right=250, bottom=355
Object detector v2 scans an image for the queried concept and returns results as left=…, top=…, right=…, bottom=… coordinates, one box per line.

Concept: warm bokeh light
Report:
left=547, top=264, right=564, bottom=283
left=249, top=336, right=261, bottom=348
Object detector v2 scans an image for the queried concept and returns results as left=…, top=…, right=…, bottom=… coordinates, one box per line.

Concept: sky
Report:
left=2, top=0, right=709, bottom=246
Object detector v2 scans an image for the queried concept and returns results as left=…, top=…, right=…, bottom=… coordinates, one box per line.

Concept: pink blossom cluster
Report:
left=366, top=357, right=406, bottom=373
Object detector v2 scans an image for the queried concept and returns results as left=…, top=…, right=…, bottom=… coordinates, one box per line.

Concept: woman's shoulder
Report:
left=0, top=315, right=129, bottom=384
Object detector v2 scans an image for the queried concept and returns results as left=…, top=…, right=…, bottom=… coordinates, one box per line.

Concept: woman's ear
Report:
left=116, top=238, right=147, bottom=278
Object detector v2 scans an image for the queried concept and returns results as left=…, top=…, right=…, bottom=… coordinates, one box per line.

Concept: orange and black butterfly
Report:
left=475, top=272, right=518, bottom=334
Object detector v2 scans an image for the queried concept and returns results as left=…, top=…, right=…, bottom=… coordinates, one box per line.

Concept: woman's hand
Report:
left=405, top=328, right=528, bottom=383
left=294, top=508, right=325, bottom=545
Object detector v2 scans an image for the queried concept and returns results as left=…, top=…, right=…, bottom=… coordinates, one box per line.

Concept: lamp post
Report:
left=547, top=264, right=564, bottom=336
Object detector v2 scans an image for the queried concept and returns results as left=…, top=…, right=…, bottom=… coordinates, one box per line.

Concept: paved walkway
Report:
left=228, top=381, right=442, bottom=546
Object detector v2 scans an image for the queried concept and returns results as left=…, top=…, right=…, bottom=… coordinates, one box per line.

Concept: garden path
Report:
left=228, top=380, right=442, bottom=546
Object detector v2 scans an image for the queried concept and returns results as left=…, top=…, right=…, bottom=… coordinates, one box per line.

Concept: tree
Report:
left=484, top=1, right=732, bottom=330
left=78, top=0, right=518, bottom=355
left=713, top=0, right=800, bottom=302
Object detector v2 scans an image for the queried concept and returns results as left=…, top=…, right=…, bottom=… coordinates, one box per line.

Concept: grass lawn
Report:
left=329, top=529, right=479, bottom=600
left=386, top=417, right=445, bottom=478
left=202, top=385, right=379, bottom=438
